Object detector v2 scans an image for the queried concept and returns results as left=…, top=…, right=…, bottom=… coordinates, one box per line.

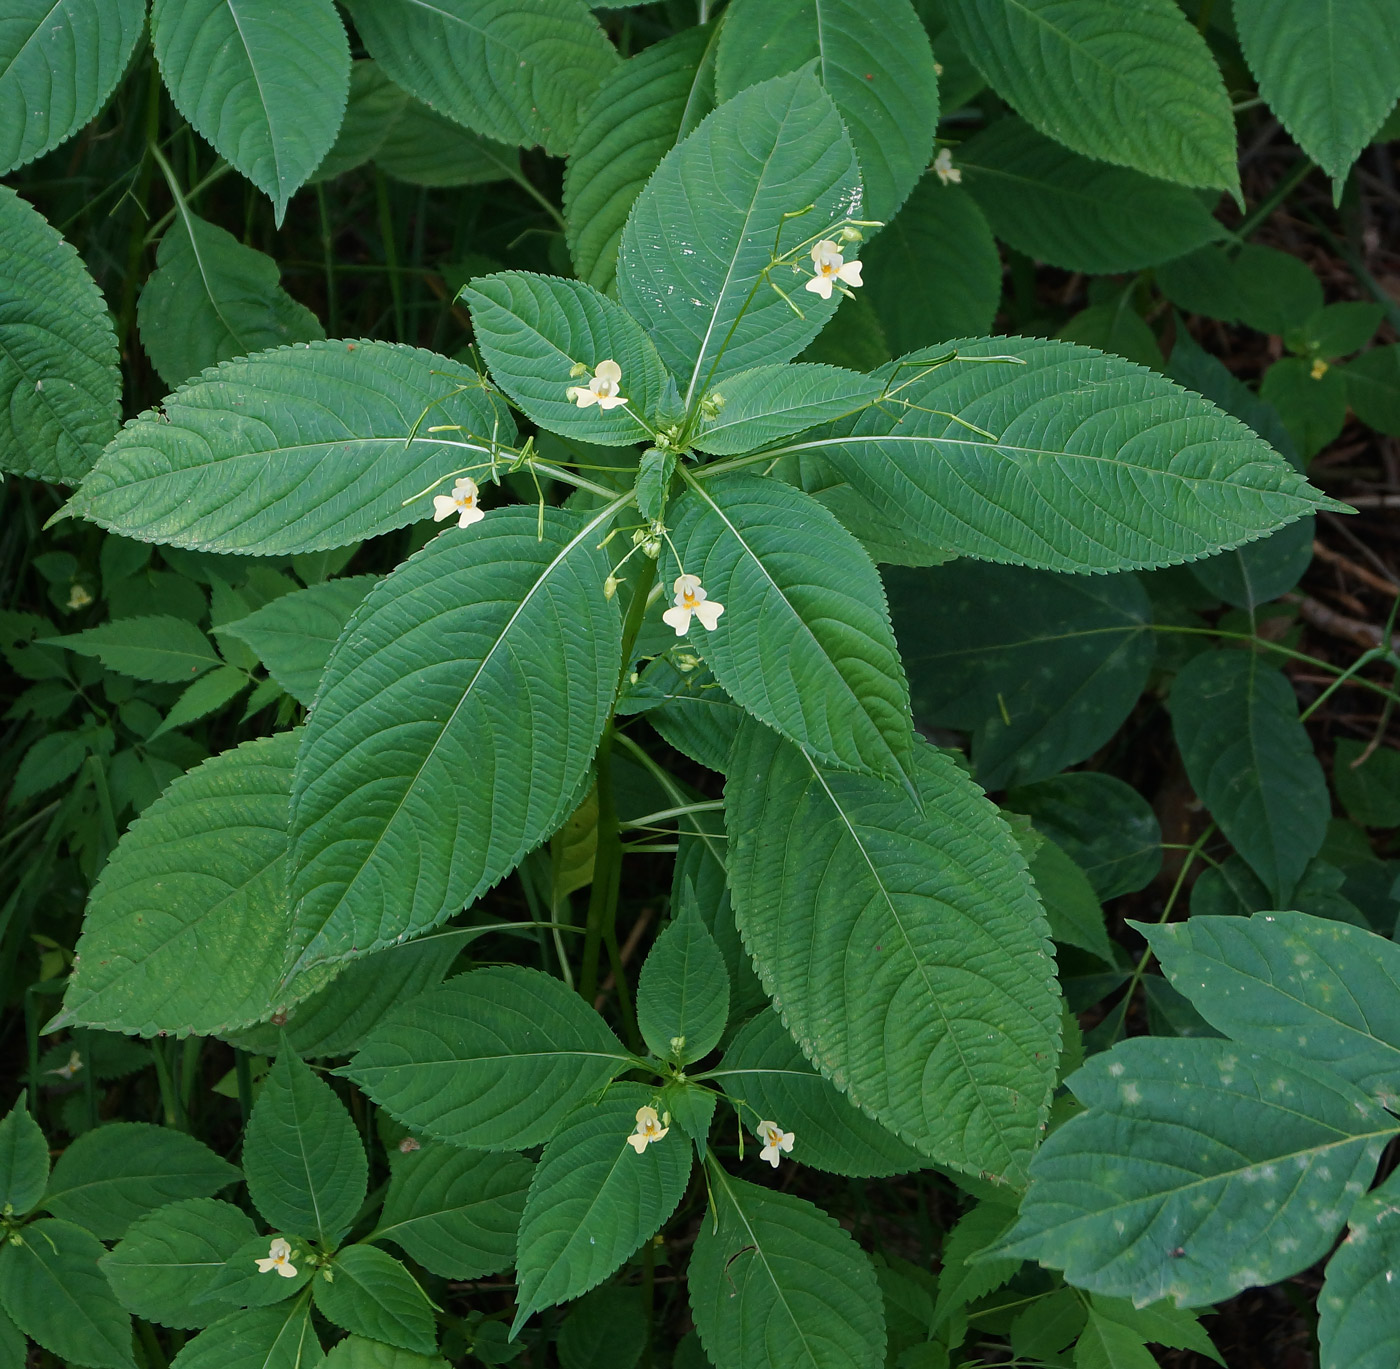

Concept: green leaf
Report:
left=718, top=1008, right=929, bottom=1177
left=0, top=0, right=145, bottom=173
left=1293, top=302, right=1384, bottom=360
left=790, top=338, right=1337, bottom=572
left=218, top=577, right=376, bottom=707
left=169, top=1299, right=324, bottom=1369
left=0, top=1218, right=134, bottom=1368
left=342, top=0, right=618, bottom=157
left=1346, top=345, right=1400, bottom=436
left=153, top=667, right=251, bottom=738
left=958, top=118, right=1225, bottom=274
left=323, top=1339, right=447, bottom=1369
left=1171, top=649, right=1329, bottom=901
left=890, top=561, right=1155, bottom=789
left=1233, top=245, right=1324, bottom=336
left=692, top=363, right=882, bottom=456
left=463, top=272, right=670, bottom=444
left=633, top=658, right=744, bottom=777
left=1087, top=1294, right=1223, bottom=1365
left=1024, top=836, right=1113, bottom=963
left=931, top=1202, right=1020, bottom=1327
left=1318, top=1169, right=1400, bottom=1369
left=312, top=1246, right=436, bottom=1355
left=100, top=1197, right=258, bottom=1330
left=11, top=730, right=89, bottom=807
left=726, top=723, right=1060, bottom=1184
left=0, top=184, right=120, bottom=483
left=1145, top=911, right=1400, bottom=1103
left=666, top=474, right=912, bottom=778
left=565, top=26, right=718, bottom=293
left=511, top=1082, right=692, bottom=1330
left=689, top=1169, right=885, bottom=1369
left=41, top=615, right=219, bottom=684
left=1056, top=301, right=1163, bottom=371
left=941, top=0, right=1238, bottom=193
left=288, top=506, right=622, bottom=972
left=150, top=0, right=350, bottom=222
left=53, top=733, right=306, bottom=1038
left=1234, top=0, right=1400, bottom=184
left=1333, top=738, right=1400, bottom=829
left=1261, top=356, right=1348, bottom=459
left=67, top=341, right=514, bottom=557
left=636, top=905, right=729, bottom=1064
left=617, top=70, right=862, bottom=405
left=139, top=209, right=324, bottom=390
left=0, top=1099, right=48, bottom=1214
left=862, top=180, right=1001, bottom=354
left=0, top=1306, right=22, bottom=1369
left=342, top=966, right=631, bottom=1150
left=1074, top=1310, right=1157, bottom=1369
left=1157, top=245, right=1245, bottom=324
left=557, top=1286, right=648, bottom=1369
left=198, top=1233, right=312, bottom=1310
left=42, top=1123, right=239, bottom=1240
left=997, top=1036, right=1399, bottom=1306
left=714, top=0, right=939, bottom=221
left=243, top=1052, right=367, bottom=1246
left=373, top=1145, right=533, bottom=1280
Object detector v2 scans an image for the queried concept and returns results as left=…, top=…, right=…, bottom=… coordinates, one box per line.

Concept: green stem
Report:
left=151, top=1040, right=180, bottom=1129
left=234, top=1050, right=254, bottom=1125
left=1236, top=158, right=1315, bottom=240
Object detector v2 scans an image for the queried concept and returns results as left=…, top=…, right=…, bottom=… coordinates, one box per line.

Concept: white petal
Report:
left=760, top=1144, right=780, bottom=1167
left=595, top=393, right=629, bottom=410
left=595, top=359, right=622, bottom=383
left=432, top=494, right=457, bottom=521
left=804, top=275, right=834, bottom=299
left=458, top=505, right=486, bottom=527
left=662, top=605, right=692, bottom=636
left=573, top=388, right=599, bottom=407
left=255, top=1258, right=276, bottom=1273
left=276, top=1261, right=299, bottom=1278
left=693, top=600, right=724, bottom=631
left=626, top=1132, right=650, bottom=1154
left=838, top=260, right=863, bottom=287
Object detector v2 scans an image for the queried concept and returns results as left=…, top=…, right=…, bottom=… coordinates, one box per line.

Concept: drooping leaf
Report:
left=1234, top=0, right=1400, bottom=185
left=197, top=1232, right=312, bottom=1311
left=667, top=474, right=912, bottom=778
left=139, top=208, right=324, bottom=389
left=42, top=615, right=220, bottom=684
left=463, top=272, right=671, bottom=445
left=1333, top=738, right=1400, bottom=829
left=1023, top=835, right=1114, bottom=963
left=154, top=667, right=252, bottom=738
left=957, top=118, right=1225, bottom=273
left=714, top=0, right=939, bottom=221
left=0, top=184, right=120, bottom=483
left=941, top=0, right=1238, bottom=192
left=41, top=1123, right=240, bottom=1240
left=0, top=1100, right=48, bottom=1215
left=636, top=904, right=730, bottom=1065
left=342, top=0, right=618, bottom=156
left=1087, top=1295, right=1223, bottom=1366
left=0, top=1218, right=134, bottom=1368
left=170, top=1299, right=324, bottom=1369
left=67, top=341, right=514, bottom=556
left=243, top=1052, right=367, bottom=1246
left=689, top=1169, right=885, bottom=1369
left=1318, top=1168, right=1400, bottom=1369
left=511, top=1082, right=692, bottom=1330
left=862, top=179, right=1002, bottom=354
left=312, top=1246, right=436, bottom=1356
left=726, top=723, right=1060, bottom=1183
left=565, top=25, right=717, bottom=293
left=0, top=0, right=145, bottom=173
left=342, top=966, right=631, bottom=1150
left=100, top=1197, right=259, bottom=1330
left=52, top=733, right=305, bottom=1038
left=691, top=363, right=882, bottom=456
left=997, top=1037, right=1399, bottom=1306
left=890, top=561, right=1155, bottom=789
left=373, top=1145, right=533, bottom=1280
left=617, top=70, right=862, bottom=405
left=718, top=1009, right=929, bottom=1177
left=322, top=1339, right=447, bottom=1369
left=1144, top=911, right=1400, bottom=1104
left=288, top=506, right=622, bottom=972
left=932, top=1201, right=1020, bottom=1328
left=632, top=658, right=744, bottom=776
left=1171, top=649, right=1329, bottom=902
left=783, top=338, right=1339, bottom=572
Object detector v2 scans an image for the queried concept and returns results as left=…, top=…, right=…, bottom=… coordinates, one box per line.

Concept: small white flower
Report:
left=933, top=148, right=962, bottom=186
left=47, top=1050, right=82, bottom=1081
left=626, top=1105, right=670, bottom=1154
left=757, top=1120, right=795, bottom=1169
left=432, top=476, right=485, bottom=528
left=567, top=359, right=628, bottom=410
left=255, top=1238, right=298, bottom=1278
left=803, top=239, right=863, bottom=300
left=662, top=574, right=724, bottom=636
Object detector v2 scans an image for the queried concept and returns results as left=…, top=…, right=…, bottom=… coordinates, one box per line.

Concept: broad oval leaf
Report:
left=1318, top=1170, right=1400, bottom=1369
left=726, top=723, right=1060, bottom=1184
left=312, top=1246, right=435, bottom=1355
left=197, top=1233, right=310, bottom=1311
left=782, top=337, right=1340, bottom=573
left=463, top=272, right=670, bottom=444
left=958, top=118, right=1225, bottom=274
left=689, top=1170, right=885, bottom=1369
left=68, top=340, right=514, bottom=556
left=635, top=905, right=730, bottom=1064
left=718, top=1009, right=929, bottom=1177
left=667, top=473, right=912, bottom=779
left=342, top=0, right=618, bottom=157
left=511, top=1082, right=692, bottom=1330
left=1144, top=911, right=1400, bottom=1104
left=1171, top=650, right=1329, bottom=903
left=170, top=1299, right=323, bottom=1369
left=1234, top=0, right=1400, bottom=185
left=565, top=25, right=718, bottom=293
left=288, top=505, right=622, bottom=972
left=324, top=1339, right=446, bottom=1369
left=942, top=0, right=1238, bottom=193
left=997, top=1037, right=1399, bottom=1307
left=714, top=0, right=939, bottom=221
left=618, top=69, right=862, bottom=406
left=0, top=0, right=145, bottom=174
left=0, top=184, right=120, bottom=483
left=692, top=363, right=882, bottom=456
left=342, top=966, right=632, bottom=1150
